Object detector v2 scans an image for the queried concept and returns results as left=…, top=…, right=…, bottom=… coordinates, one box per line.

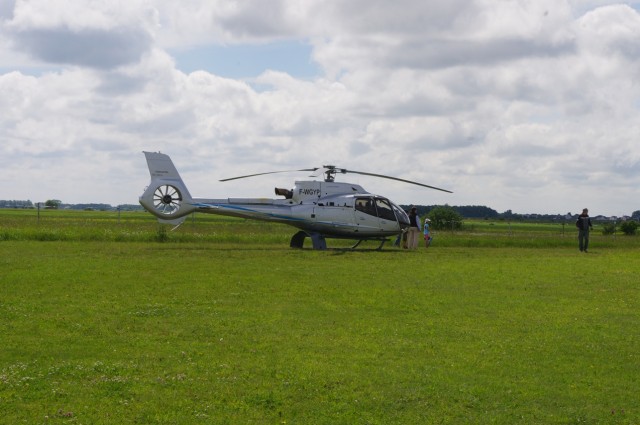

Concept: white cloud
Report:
left=4, top=0, right=157, bottom=68
left=8, top=0, right=157, bottom=31
left=577, top=4, right=640, bottom=59
left=1, top=0, right=639, bottom=216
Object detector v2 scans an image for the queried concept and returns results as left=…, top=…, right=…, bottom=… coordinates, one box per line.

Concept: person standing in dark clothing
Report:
left=407, top=207, right=421, bottom=249
left=576, top=208, right=593, bottom=252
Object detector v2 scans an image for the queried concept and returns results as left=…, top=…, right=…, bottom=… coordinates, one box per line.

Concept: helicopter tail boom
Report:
left=139, top=151, right=196, bottom=221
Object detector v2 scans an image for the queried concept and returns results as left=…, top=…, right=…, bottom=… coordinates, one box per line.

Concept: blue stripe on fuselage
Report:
left=192, top=202, right=307, bottom=222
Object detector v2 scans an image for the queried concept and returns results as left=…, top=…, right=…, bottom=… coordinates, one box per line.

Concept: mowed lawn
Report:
left=1, top=213, right=639, bottom=423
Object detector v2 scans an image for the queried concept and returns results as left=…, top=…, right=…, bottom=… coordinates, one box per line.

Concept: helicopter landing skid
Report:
left=290, top=231, right=388, bottom=251
left=349, top=239, right=388, bottom=251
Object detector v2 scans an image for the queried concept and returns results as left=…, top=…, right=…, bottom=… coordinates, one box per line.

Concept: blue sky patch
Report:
left=171, top=39, right=321, bottom=79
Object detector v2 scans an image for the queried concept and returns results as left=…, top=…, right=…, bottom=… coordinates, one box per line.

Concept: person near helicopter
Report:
left=576, top=208, right=593, bottom=252
left=423, top=217, right=432, bottom=248
left=407, top=207, right=421, bottom=249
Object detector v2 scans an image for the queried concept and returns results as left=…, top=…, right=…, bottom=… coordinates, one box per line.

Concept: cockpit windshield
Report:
left=374, top=198, right=396, bottom=221
left=355, top=196, right=409, bottom=227
left=391, top=202, right=410, bottom=226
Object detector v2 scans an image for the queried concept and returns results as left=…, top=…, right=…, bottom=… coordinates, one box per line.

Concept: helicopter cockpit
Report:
left=355, top=196, right=410, bottom=227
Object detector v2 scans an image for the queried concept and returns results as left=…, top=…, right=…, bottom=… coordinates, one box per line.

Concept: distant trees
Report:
left=601, top=220, right=638, bottom=236
left=455, top=205, right=499, bottom=218
left=411, top=205, right=498, bottom=219
left=427, top=205, right=463, bottom=230
left=0, top=200, right=33, bottom=208
left=67, top=203, right=114, bottom=211
left=619, top=220, right=638, bottom=236
left=45, top=199, right=62, bottom=209
left=601, top=222, right=616, bottom=235
left=0, top=201, right=144, bottom=211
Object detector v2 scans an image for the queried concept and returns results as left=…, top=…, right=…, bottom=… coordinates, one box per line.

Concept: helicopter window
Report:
left=392, top=202, right=410, bottom=226
left=355, top=197, right=377, bottom=217
left=375, top=198, right=396, bottom=221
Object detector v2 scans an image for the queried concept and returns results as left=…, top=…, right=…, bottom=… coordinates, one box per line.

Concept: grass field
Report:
left=1, top=209, right=639, bottom=424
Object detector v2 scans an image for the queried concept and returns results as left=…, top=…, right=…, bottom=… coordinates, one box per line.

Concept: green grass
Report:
left=1, top=210, right=639, bottom=424
left=0, top=209, right=296, bottom=245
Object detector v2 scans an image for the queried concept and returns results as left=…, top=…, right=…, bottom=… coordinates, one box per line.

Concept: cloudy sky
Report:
left=2, top=0, right=640, bottom=216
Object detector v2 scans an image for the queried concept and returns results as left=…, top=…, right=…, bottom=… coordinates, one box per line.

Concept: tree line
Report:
left=398, top=204, right=640, bottom=234
left=0, top=199, right=142, bottom=211
left=3, top=199, right=639, bottom=225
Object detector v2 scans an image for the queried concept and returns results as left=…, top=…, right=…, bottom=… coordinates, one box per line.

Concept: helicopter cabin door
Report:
left=354, top=196, right=397, bottom=232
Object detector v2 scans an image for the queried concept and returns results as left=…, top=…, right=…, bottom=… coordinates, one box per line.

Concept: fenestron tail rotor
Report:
left=153, top=184, right=183, bottom=215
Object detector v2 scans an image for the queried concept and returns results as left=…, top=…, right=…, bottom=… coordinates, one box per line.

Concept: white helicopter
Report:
left=139, top=151, right=452, bottom=250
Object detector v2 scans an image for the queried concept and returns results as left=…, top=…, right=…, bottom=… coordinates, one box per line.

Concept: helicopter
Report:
left=139, top=151, right=452, bottom=250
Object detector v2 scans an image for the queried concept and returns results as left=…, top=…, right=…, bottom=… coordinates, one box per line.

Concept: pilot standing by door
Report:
left=407, top=207, right=421, bottom=249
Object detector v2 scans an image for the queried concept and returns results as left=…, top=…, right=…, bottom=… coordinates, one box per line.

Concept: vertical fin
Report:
left=144, top=151, right=183, bottom=180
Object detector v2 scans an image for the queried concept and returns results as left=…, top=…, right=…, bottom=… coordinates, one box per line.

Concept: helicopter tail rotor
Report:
left=152, top=184, right=183, bottom=215
left=139, top=151, right=196, bottom=220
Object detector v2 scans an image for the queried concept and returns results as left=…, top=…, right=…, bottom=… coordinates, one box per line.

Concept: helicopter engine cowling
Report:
left=291, top=181, right=367, bottom=203
left=275, top=187, right=293, bottom=199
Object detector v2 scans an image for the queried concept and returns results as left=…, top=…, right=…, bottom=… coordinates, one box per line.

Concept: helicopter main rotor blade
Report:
left=220, top=168, right=318, bottom=182
left=343, top=169, right=453, bottom=193
left=218, top=164, right=452, bottom=193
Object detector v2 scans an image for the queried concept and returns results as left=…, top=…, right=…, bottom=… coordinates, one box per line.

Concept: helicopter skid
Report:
left=290, top=230, right=390, bottom=251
